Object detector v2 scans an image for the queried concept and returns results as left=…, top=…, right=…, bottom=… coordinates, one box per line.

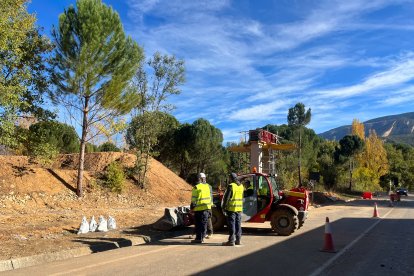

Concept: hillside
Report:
left=318, top=112, right=414, bottom=145
left=0, top=153, right=192, bottom=260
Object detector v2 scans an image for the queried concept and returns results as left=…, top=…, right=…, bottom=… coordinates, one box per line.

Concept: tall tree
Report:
left=0, top=0, right=53, bottom=147
left=354, top=130, right=389, bottom=191
left=129, top=52, right=185, bottom=187
left=287, top=103, right=311, bottom=186
left=50, top=0, right=144, bottom=196
left=352, top=119, right=365, bottom=139
left=317, top=140, right=338, bottom=189
left=334, top=135, right=364, bottom=191
left=171, top=119, right=224, bottom=182
left=384, top=143, right=414, bottom=191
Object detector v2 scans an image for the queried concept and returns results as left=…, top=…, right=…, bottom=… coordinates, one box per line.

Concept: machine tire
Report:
left=270, top=208, right=298, bottom=236
left=212, top=207, right=226, bottom=231
left=298, top=219, right=305, bottom=229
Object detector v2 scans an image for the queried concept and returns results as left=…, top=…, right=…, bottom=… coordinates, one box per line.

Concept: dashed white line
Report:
left=309, top=207, right=394, bottom=276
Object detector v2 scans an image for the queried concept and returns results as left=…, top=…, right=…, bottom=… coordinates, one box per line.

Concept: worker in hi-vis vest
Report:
left=221, top=172, right=244, bottom=246
left=190, top=172, right=212, bottom=243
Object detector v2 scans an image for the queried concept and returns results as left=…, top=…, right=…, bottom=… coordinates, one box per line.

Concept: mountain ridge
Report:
left=318, top=112, right=414, bottom=145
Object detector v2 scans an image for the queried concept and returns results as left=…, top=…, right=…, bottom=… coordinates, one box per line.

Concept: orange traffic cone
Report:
left=373, top=203, right=380, bottom=218
left=321, top=217, right=336, bottom=253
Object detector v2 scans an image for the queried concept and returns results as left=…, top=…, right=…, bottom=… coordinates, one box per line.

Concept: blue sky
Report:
left=28, top=0, right=414, bottom=143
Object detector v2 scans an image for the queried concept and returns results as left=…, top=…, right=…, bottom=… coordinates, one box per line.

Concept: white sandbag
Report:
left=108, top=216, right=117, bottom=230
left=77, top=216, right=89, bottom=235
left=89, top=216, right=97, bottom=232
left=97, top=215, right=108, bottom=232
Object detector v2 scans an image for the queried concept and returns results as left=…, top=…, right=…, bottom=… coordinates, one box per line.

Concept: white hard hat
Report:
left=199, top=173, right=206, bottom=178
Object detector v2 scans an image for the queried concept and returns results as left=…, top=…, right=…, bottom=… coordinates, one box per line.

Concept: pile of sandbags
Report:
left=77, top=215, right=117, bottom=235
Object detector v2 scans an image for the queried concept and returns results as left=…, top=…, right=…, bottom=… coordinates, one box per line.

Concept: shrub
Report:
left=99, top=142, right=120, bottom=152
left=28, top=121, right=79, bottom=154
left=105, top=161, right=125, bottom=193
left=30, top=142, right=59, bottom=167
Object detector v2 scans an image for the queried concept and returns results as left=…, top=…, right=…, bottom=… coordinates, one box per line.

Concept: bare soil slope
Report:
left=0, top=153, right=192, bottom=259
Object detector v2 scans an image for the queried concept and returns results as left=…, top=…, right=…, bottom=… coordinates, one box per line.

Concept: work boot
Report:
left=191, top=239, right=203, bottom=244
left=205, top=233, right=213, bottom=239
left=222, top=241, right=235, bottom=246
left=235, top=240, right=242, bottom=245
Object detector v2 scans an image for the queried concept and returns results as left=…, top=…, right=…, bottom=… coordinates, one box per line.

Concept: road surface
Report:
left=4, top=195, right=414, bottom=275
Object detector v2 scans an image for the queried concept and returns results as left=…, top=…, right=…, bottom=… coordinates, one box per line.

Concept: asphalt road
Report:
left=4, top=195, right=414, bottom=276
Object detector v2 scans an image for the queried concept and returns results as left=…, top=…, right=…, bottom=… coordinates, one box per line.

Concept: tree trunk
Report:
left=298, top=128, right=302, bottom=187
left=76, top=97, right=89, bottom=197
left=348, top=159, right=353, bottom=191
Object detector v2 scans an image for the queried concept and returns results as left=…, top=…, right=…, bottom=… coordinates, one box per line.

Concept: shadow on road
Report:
left=71, top=225, right=194, bottom=254
left=73, top=237, right=134, bottom=252
left=195, top=217, right=414, bottom=275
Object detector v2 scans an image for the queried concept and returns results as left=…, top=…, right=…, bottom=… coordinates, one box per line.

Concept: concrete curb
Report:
left=0, top=228, right=192, bottom=272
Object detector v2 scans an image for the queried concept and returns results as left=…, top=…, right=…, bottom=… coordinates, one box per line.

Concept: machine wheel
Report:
left=270, top=209, right=298, bottom=236
left=211, top=207, right=226, bottom=231
left=298, top=219, right=305, bottom=229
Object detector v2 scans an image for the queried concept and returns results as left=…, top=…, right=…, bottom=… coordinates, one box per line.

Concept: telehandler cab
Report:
left=212, top=172, right=309, bottom=236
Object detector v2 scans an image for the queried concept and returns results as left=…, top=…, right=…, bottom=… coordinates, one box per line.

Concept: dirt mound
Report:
left=53, top=152, right=137, bottom=172
left=0, top=152, right=192, bottom=259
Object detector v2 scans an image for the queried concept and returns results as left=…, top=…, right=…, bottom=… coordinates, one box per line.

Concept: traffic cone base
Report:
left=372, top=203, right=380, bottom=218
left=320, top=217, right=336, bottom=253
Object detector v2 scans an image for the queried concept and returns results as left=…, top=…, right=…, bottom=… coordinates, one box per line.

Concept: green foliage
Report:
left=287, top=103, right=311, bottom=127
left=50, top=0, right=144, bottom=196
left=0, top=0, right=54, bottom=147
left=128, top=52, right=185, bottom=188
left=98, top=142, right=120, bottom=152
left=28, top=121, right=79, bottom=154
left=172, top=119, right=225, bottom=184
left=226, top=142, right=250, bottom=174
left=85, top=143, right=99, bottom=153
left=333, top=135, right=365, bottom=191
left=262, top=123, right=322, bottom=187
left=316, top=140, right=339, bottom=189
left=104, top=161, right=125, bottom=193
left=384, top=142, right=414, bottom=191
left=30, top=142, right=59, bottom=168
left=335, top=135, right=365, bottom=160
left=287, top=102, right=312, bottom=185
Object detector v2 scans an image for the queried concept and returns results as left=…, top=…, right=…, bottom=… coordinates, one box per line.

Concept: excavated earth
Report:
left=0, top=153, right=192, bottom=260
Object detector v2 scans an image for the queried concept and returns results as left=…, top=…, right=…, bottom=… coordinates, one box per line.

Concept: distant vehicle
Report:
left=396, top=187, right=408, bottom=196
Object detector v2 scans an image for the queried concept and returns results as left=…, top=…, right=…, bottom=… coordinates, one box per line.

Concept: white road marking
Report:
left=309, top=207, right=394, bottom=276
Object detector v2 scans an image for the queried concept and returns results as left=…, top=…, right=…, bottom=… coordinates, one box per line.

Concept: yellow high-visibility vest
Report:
left=227, top=183, right=244, bottom=212
left=191, top=183, right=212, bottom=211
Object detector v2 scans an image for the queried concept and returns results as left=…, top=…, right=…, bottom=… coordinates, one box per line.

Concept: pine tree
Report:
left=287, top=103, right=311, bottom=186
left=50, top=0, right=144, bottom=196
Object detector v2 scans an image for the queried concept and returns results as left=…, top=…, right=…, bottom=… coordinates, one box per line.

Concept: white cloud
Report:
left=316, top=56, right=414, bottom=98
left=228, top=100, right=290, bottom=121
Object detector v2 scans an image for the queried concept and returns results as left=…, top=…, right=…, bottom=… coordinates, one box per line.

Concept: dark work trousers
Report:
left=195, top=210, right=210, bottom=241
left=207, top=209, right=213, bottom=235
left=226, top=211, right=242, bottom=243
